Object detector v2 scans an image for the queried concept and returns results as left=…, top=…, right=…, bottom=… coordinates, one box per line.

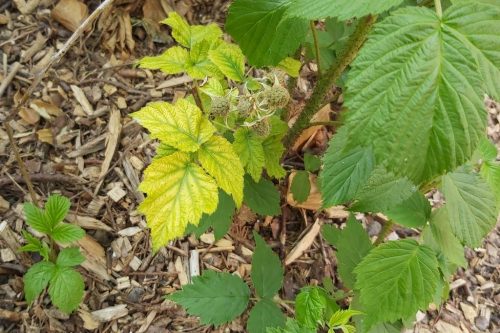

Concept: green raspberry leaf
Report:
left=20, top=231, right=51, bottom=261
left=286, top=0, right=404, bottom=21
left=321, top=225, right=341, bottom=247
left=251, top=232, right=283, bottom=298
left=262, top=117, right=288, bottom=179
left=209, top=43, right=246, bottom=82
left=48, top=267, right=85, bottom=314
left=243, top=176, right=281, bottom=216
left=45, top=194, right=71, bottom=227
left=354, top=239, right=440, bottom=328
left=24, top=261, right=56, bottom=303
left=56, top=248, right=85, bottom=267
left=24, top=203, right=50, bottom=234
left=226, top=0, right=309, bottom=66
left=335, top=216, right=373, bottom=289
left=441, top=167, right=497, bottom=247
left=295, top=286, right=327, bottom=329
left=320, top=146, right=375, bottom=207
left=266, top=318, right=316, bottom=333
left=50, top=223, right=85, bottom=244
left=168, top=270, right=250, bottom=325
left=247, top=298, right=286, bottom=333
left=339, top=6, right=493, bottom=184
left=290, top=171, right=311, bottom=203
left=384, top=192, right=432, bottom=228
left=481, top=161, right=500, bottom=206
left=304, top=153, right=321, bottom=173
left=234, top=128, right=266, bottom=182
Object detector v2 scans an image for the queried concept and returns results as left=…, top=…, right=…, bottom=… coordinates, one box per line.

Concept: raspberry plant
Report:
left=133, top=1, right=500, bottom=332
left=21, top=195, right=86, bottom=314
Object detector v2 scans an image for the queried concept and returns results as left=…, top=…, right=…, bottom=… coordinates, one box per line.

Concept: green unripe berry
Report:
left=252, top=119, right=271, bottom=137
left=237, top=98, right=253, bottom=117
left=266, top=85, right=290, bottom=109
left=211, top=96, right=231, bottom=117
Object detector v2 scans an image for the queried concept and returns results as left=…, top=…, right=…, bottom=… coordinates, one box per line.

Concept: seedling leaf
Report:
left=50, top=223, right=85, bottom=244
left=24, top=261, right=56, bottom=303
left=56, top=248, right=85, bottom=267
left=48, top=267, right=84, bottom=314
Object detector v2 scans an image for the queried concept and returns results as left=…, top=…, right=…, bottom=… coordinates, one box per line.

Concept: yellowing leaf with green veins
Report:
left=187, top=40, right=224, bottom=79
left=139, top=152, right=219, bottom=250
left=233, top=128, right=265, bottom=182
left=198, top=135, right=244, bottom=206
left=200, top=78, right=226, bottom=97
left=138, top=46, right=188, bottom=75
left=131, top=99, right=215, bottom=152
left=162, top=12, right=222, bottom=48
left=209, top=43, right=246, bottom=82
left=277, top=57, right=301, bottom=78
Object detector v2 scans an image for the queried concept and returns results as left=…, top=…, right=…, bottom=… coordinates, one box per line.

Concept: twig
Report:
left=283, top=15, right=377, bottom=148
left=0, top=173, right=86, bottom=187
left=0, top=308, right=28, bottom=322
left=0, top=62, right=21, bottom=98
left=310, top=21, right=321, bottom=76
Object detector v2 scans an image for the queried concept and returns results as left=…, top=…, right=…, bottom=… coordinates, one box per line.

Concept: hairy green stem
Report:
left=374, top=220, right=394, bottom=246
left=192, top=80, right=205, bottom=113
left=310, top=21, right=322, bottom=76
left=283, top=15, right=377, bottom=148
left=434, top=0, right=443, bottom=18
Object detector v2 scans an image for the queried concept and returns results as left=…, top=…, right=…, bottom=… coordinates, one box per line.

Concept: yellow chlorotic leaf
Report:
left=161, top=12, right=191, bottom=47
left=277, top=57, right=302, bottom=78
left=138, top=46, right=188, bottom=74
left=198, top=135, right=244, bottom=206
left=131, top=99, right=215, bottom=152
left=209, top=43, right=246, bottom=82
left=200, top=78, right=226, bottom=97
left=139, top=152, right=219, bottom=250
left=191, top=24, right=223, bottom=47
left=233, top=128, right=265, bottom=182
left=187, top=40, right=224, bottom=79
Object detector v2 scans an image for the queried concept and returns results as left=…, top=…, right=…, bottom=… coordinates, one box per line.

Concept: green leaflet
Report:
left=168, top=270, right=250, bottom=325
left=340, top=6, right=493, bottom=184
left=290, top=171, right=311, bottom=203
left=233, top=128, right=266, bottom=182
left=226, top=0, right=309, bottom=66
left=384, top=191, right=431, bottom=228
left=441, top=167, right=497, bottom=247
left=334, top=216, right=373, bottom=289
left=24, top=261, right=56, bottom=303
left=247, top=298, right=286, bottom=333
left=243, top=175, right=281, bottom=216
left=295, top=286, right=327, bottom=329
left=48, top=267, right=85, bottom=314
left=286, top=0, right=404, bottom=21
left=354, top=240, right=440, bottom=329
left=251, top=232, right=284, bottom=298
left=267, top=319, right=316, bottom=333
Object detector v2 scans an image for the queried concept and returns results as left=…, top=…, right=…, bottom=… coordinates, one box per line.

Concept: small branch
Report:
left=374, top=220, right=394, bottom=246
left=310, top=21, right=322, bottom=76
left=0, top=173, right=86, bottom=187
left=434, top=0, right=442, bottom=18
left=283, top=15, right=377, bottom=148
left=192, top=80, right=205, bottom=112
left=0, top=62, right=21, bottom=98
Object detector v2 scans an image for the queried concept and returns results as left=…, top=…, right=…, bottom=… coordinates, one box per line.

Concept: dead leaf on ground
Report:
left=51, top=0, right=89, bottom=32
left=291, top=104, right=332, bottom=151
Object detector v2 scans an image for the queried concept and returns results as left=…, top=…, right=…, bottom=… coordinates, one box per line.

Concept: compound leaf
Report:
left=50, top=223, right=85, bottom=244
left=295, top=286, right=327, bottom=329
left=187, top=40, right=224, bottom=79
left=199, top=135, right=244, bottom=206
left=226, top=0, right=309, bottom=66
left=354, top=239, right=440, bottom=328
left=247, top=298, right=286, bottom=333
left=286, top=0, right=404, bottom=21
left=20, top=231, right=50, bottom=261
left=209, top=43, right=246, bottom=82
left=56, top=248, right=85, bottom=267
left=169, top=270, right=250, bottom=325
left=441, top=167, right=497, bottom=247
left=45, top=194, right=70, bottom=227
left=139, top=152, right=219, bottom=250
left=131, top=99, right=216, bottom=153
left=251, top=232, right=283, bottom=298
left=340, top=6, right=490, bottom=184
left=48, top=267, right=84, bottom=314
left=233, top=128, right=265, bottom=182
left=24, top=261, right=56, bottom=303
left=320, top=146, right=375, bottom=207
left=161, top=12, right=222, bottom=48
left=335, top=216, right=373, bottom=289
left=290, top=171, right=311, bottom=203
left=243, top=176, right=281, bottom=216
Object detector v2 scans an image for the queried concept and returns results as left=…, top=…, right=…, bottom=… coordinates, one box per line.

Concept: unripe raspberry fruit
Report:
left=211, top=96, right=231, bottom=117
left=266, top=85, right=290, bottom=109
left=237, top=98, right=253, bottom=117
left=252, top=119, right=271, bottom=137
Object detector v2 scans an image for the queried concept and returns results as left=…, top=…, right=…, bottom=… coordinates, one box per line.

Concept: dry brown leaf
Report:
left=285, top=218, right=322, bottom=265
left=292, top=104, right=331, bottom=151
left=0, top=14, right=10, bottom=25
left=51, top=0, right=89, bottom=32
left=30, top=99, right=63, bottom=119
left=18, top=107, right=40, bottom=125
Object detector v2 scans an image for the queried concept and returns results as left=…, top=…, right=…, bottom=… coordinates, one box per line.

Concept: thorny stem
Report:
left=374, top=220, right=394, bottom=246
left=434, top=0, right=443, bottom=18
left=310, top=21, right=322, bottom=76
left=283, top=15, right=377, bottom=148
